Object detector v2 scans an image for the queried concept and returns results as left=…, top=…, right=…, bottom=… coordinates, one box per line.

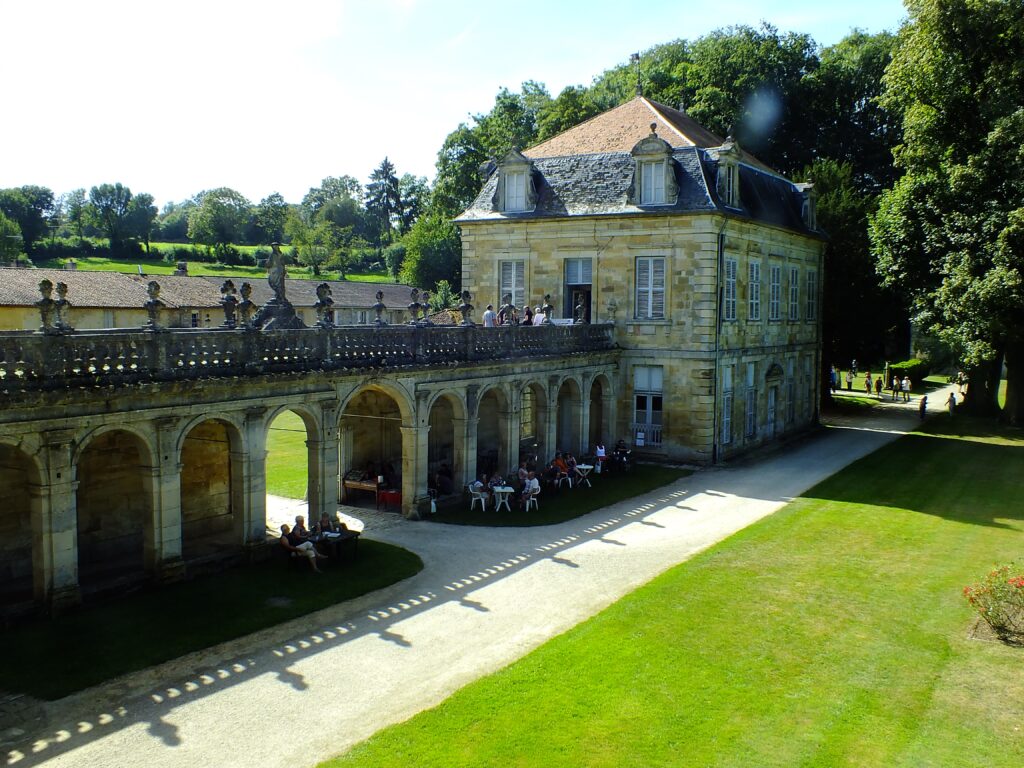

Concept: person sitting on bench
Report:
left=279, top=523, right=325, bottom=572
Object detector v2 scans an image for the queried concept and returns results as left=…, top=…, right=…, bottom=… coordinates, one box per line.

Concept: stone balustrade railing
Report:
left=0, top=323, right=615, bottom=392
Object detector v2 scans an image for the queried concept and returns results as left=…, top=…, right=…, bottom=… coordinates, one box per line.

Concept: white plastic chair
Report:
left=556, top=472, right=573, bottom=491
left=468, top=485, right=488, bottom=512
left=525, top=486, right=540, bottom=511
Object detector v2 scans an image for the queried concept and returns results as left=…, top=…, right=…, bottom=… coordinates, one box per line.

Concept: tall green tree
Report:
left=365, top=158, right=402, bottom=249
left=126, top=193, right=158, bottom=252
left=432, top=123, right=488, bottom=218
left=254, top=192, right=289, bottom=243
left=536, top=86, right=601, bottom=142
left=188, top=187, right=252, bottom=259
left=399, top=212, right=461, bottom=291
left=0, top=211, right=22, bottom=262
left=301, top=176, right=362, bottom=219
left=0, top=185, right=55, bottom=254
left=871, top=0, right=1024, bottom=421
left=397, top=174, right=430, bottom=234
left=88, top=182, right=134, bottom=254
left=65, top=188, right=88, bottom=242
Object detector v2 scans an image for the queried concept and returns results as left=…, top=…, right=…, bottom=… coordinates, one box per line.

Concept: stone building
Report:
left=458, top=95, right=825, bottom=462
left=0, top=267, right=413, bottom=330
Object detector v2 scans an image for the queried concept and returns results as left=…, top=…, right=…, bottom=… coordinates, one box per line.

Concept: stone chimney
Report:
left=173, top=261, right=188, bottom=276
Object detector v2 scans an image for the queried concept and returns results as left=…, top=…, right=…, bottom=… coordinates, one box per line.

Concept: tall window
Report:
left=789, top=266, right=800, bottom=321
left=806, top=269, right=818, bottom=321
left=640, top=160, right=666, bottom=204
left=520, top=388, right=534, bottom=439
left=504, top=171, right=527, bottom=211
left=635, top=256, right=666, bottom=319
left=500, top=260, right=526, bottom=309
left=724, top=257, right=737, bottom=320
left=769, top=264, right=781, bottom=321
left=564, top=257, right=593, bottom=321
left=804, top=356, right=814, bottom=418
left=744, top=362, right=757, bottom=437
left=748, top=261, right=761, bottom=321
left=722, top=365, right=733, bottom=445
left=633, top=366, right=664, bottom=446
left=720, top=163, right=739, bottom=207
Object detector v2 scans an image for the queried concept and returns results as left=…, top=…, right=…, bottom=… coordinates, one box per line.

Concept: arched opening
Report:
left=588, top=377, right=606, bottom=454
left=518, top=382, right=547, bottom=464
left=265, top=409, right=313, bottom=522
left=556, top=378, right=582, bottom=454
left=180, top=419, right=242, bottom=565
left=341, top=388, right=403, bottom=508
left=428, top=395, right=459, bottom=497
left=0, top=444, right=37, bottom=607
left=476, top=388, right=508, bottom=479
left=77, top=430, right=150, bottom=590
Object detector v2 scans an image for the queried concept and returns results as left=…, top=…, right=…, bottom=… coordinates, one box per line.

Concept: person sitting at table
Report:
left=520, top=471, right=540, bottom=509
left=565, top=452, right=584, bottom=484
left=279, top=523, right=324, bottom=572
left=488, top=471, right=505, bottom=498
left=316, top=513, right=345, bottom=534
left=471, top=473, right=491, bottom=505
left=594, top=440, right=606, bottom=473
left=293, top=515, right=311, bottom=539
left=552, top=452, right=571, bottom=489
left=516, top=460, right=529, bottom=489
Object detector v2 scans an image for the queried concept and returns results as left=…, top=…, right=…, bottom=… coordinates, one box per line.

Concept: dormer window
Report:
left=630, top=124, right=677, bottom=207
left=796, top=183, right=817, bottom=230
left=505, top=170, right=527, bottom=211
left=493, top=149, right=537, bottom=213
left=640, top=160, right=666, bottom=204
left=715, top=137, right=741, bottom=208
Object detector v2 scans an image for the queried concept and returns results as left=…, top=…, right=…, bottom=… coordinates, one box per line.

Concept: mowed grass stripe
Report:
left=327, top=416, right=1024, bottom=768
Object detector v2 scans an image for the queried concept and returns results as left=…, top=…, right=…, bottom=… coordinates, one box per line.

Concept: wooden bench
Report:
left=342, top=478, right=378, bottom=503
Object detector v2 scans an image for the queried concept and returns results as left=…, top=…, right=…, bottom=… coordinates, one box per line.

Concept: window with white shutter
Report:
left=724, top=257, right=737, bottom=321
left=806, top=270, right=818, bottom=321
left=722, top=365, right=734, bottom=445
left=635, top=256, right=666, bottom=319
left=769, top=264, right=781, bottom=321
left=789, top=266, right=800, bottom=321
left=500, top=260, right=526, bottom=309
left=640, top=160, right=666, bottom=204
left=748, top=261, right=761, bottom=321
left=745, top=362, right=757, bottom=437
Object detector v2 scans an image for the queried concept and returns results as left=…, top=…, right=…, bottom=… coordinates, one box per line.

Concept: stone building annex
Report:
left=0, top=96, right=823, bottom=615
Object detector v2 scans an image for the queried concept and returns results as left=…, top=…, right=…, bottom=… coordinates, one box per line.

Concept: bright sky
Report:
left=0, top=0, right=907, bottom=209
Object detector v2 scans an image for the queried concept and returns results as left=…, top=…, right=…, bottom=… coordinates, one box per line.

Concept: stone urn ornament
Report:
left=238, top=282, right=258, bottom=329
left=458, top=290, right=475, bottom=326
left=419, top=290, right=434, bottom=325
left=541, top=294, right=555, bottom=325
left=220, top=280, right=239, bottom=328
left=144, top=280, right=166, bottom=330
left=54, top=282, right=74, bottom=332
left=373, top=290, right=388, bottom=326
left=35, top=279, right=57, bottom=334
left=314, top=282, right=335, bottom=327
left=407, top=288, right=422, bottom=324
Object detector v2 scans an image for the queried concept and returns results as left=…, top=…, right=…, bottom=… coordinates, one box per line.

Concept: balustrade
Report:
left=0, top=323, right=614, bottom=393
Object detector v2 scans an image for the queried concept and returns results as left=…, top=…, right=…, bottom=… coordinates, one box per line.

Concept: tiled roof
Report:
left=0, top=268, right=419, bottom=310
left=195, top=276, right=416, bottom=309
left=525, top=96, right=775, bottom=174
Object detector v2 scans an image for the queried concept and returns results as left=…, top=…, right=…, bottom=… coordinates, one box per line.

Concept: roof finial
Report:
left=630, top=52, right=642, bottom=96
left=650, top=122, right=657, bottom=136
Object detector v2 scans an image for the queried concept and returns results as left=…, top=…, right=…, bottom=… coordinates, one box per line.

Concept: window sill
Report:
left=629, top=319, right=671, bottom=325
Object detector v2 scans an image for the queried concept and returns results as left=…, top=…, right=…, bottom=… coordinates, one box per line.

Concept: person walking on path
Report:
left=874, top=376, right=883, bottom=398
left=946, top=392, right=957, bottom=415
left=846, top=370, right=854, bottom=391
left=901, top=376, right=911, bottom=402
left=891, top=376, right=899, bottom=401
left=864, top=373, right=873, bottom=396
left=919, top=395, right=928, bottom=420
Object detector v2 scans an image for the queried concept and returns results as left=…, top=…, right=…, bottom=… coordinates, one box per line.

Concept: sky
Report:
left=0, top=0, right=908, bottom=209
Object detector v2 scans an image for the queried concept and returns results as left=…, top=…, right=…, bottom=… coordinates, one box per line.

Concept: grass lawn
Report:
left=431, top=464, right=691, bottom=527
left=267, top=410, right=310, bottom=499
left=328, top=414, right=1024, bottom=768
left=0, top=540, right=422, bottom=701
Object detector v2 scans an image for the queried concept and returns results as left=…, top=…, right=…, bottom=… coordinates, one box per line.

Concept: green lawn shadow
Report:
left=0, top=540, right=422, bottom=701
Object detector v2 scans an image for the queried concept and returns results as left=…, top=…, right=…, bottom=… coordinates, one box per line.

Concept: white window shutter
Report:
left=636, top=258, right=651, bottom=317
left=651, top=258, right=665, bottom=318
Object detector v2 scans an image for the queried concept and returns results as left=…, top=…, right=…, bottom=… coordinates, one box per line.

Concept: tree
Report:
left=432, top=123, right=488, bottom=218
left=126, top=193, right=158, bottom=252
left=537, top=86, right=601, bottom=142
left=0, top=211, right=22, bottom=262
left=254, top=192, right=289, bottom=243
left=871, top=0, right=1024, bottom=422
left=88, top=182, right=134, bottom=254
left=154, top=200, right=194, bottom=242
left=188, top=187, right=252, bottom=259
left=383, top=243, right=406, bottom=280
left=474, top=86, right=543, bottom=159
left=397, top=174, right=430, bottom=234
left=65, top=188, right=88, bottom=242
left=301, top=176, right=362, bottom=219
left=365, top=158, right=402, bottom=249
left=399, top=212, right=461, bottom=290
left=0, top=185, right=55, bottom=254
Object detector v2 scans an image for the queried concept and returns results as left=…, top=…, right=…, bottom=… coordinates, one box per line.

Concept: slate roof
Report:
left=0, top=268, right=417, bottom=309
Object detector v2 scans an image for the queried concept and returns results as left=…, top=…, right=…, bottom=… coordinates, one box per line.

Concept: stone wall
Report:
left=180, top=420, right=234, bottom=545
left=76, top=431, right=148, bottom=581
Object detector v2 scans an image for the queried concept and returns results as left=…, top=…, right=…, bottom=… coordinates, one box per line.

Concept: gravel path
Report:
left=4, top=390, right=950, bottom=768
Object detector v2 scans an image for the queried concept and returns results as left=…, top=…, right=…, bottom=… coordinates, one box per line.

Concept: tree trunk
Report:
left=962, top=353, right=1003, bottom=417
left=1001, top=339, right=1023, bottom=426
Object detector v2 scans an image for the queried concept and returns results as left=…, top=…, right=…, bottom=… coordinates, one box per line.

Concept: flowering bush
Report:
left=963, top=564, right=1024, bottom=641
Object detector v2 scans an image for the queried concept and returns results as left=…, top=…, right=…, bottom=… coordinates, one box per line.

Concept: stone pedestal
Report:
left=255, top=299, right=306, bottom=330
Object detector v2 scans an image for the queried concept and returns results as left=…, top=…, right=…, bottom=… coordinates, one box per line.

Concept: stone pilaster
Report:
left=37, top=430, right=80, bottom=611
left=148, top=417, right=185, bottom=582
left=400, top=424, right=430, bottom=519
left=239, top=407, right=269, bottom=551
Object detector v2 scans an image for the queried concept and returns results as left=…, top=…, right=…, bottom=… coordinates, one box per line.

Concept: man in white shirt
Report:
left=482, top=304, right=496, bottom=327
left=520, top=471, right=540, bottom=509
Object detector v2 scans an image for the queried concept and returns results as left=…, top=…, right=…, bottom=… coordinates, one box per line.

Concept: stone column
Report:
left=146, top=417, right=185, bottom=582
left=338, top=423, right=355, bottom=502
left=313, top=400, right=341, bottom=518
left=451, top=417, right=476, bottom=490
left=400, top=425, right=430, bottom=519
left=601, top=391, right=618, bottom=444
left=239, top=408, right=268, bottom=554
left=36, top=430, right=81, bottom=611
left=578, top=384, right=592, bottom=456
left=499, top=392, right=519, bottom=473
left=545, top=376, right=560, bottom=456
